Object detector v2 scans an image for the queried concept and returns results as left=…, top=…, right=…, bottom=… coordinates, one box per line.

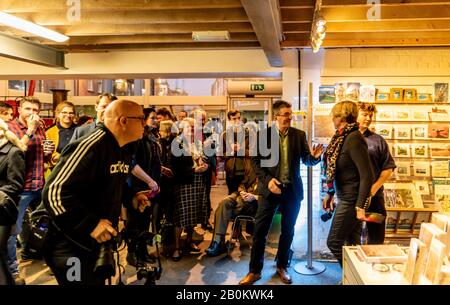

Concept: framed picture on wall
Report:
left=395, top=144, right=410, bottom=157
left=375, top=125, right=393, bottom=139
left=412, top=125, right=428, bottom=139
left=390, top=88, right=403, bottom=102
left=430, top=143, right=450, bottom=159
left=412, top=144, right=428, bottom=158
left=404, top=88, right=417, bottom=102
left=376, top=110, right=394, bottom=121
left=417, top=93, right=432, bottom=103
left=412, top=110, right=429, bottom=121
left=376, top=92, right=390, bottom=102
left=396, top=161, right=411, bottom=177
left=434, top=83, right=449, bottom=103
left=359, top=85, right=376, bottom=103
left=335, top=83, right=347, bottom=103
left=394, top=110, right=411, bottom=121
left=319, top=86, right=336, bottom=104
left=345, top=83, right=360, bottom=102
left=428, top=124, right=449, bottom=139
left=413, top=162, right=431, bottom=177
left=395, top=125, right=411, bottom=139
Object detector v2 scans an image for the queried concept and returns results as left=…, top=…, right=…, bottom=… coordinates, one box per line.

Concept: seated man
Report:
left=206, top=159, right=258, bottom=257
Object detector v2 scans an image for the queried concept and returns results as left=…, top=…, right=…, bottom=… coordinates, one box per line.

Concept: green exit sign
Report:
left=250, top=84, right=265, bottom=91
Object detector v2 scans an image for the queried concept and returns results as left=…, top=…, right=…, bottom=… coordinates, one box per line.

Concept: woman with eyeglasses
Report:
left=45, top=101, right=77, bottom=173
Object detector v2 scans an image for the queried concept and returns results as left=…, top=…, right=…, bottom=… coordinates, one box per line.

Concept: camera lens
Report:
left=320, top=211, right=333, bottom=222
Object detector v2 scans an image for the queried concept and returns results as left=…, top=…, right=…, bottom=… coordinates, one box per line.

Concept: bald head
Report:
left=104, top=99, right=144, bottom=147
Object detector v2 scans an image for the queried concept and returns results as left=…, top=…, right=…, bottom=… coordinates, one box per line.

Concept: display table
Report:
left=342, top=246, right=408, bottom=285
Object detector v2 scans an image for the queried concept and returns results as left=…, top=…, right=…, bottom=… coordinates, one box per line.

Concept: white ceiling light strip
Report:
left=0, top=11, right=69, bottom=42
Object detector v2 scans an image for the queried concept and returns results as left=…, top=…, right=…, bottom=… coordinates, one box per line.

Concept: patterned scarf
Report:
left=323, top=122, right=359, bottom=195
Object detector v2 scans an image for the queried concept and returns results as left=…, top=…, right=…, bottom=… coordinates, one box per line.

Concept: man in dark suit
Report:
left=70, top=93, right=117, bottom=142
left=239, top=100, right=323, bottom=285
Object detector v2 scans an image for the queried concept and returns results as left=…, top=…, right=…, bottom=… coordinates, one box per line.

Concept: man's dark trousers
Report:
left=249, top=184, right=300, bottom=273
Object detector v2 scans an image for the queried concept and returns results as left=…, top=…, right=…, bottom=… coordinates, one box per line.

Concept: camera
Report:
left=94, top=241, right=116, bottom=279
left=320, top=210, right=334, bottom=222
left=135, top=231, right=162, bottom=285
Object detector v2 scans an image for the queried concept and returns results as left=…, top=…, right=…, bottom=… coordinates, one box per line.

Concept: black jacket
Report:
left=70, top=121, right=99, bottom=143
left=43, top=125, right=133, bottom=245
left=130, top=130, right=162, bottom=193
left=252, top=126, right=320, bottom=201
left=0, top=143, right=25, bottom=224
left=335, top=129, right=374, bottom=209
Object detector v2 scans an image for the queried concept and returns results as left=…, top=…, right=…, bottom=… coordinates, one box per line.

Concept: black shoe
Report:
left=201, top=223, right=213, bottom=231
left=206, top=241, right=227, bottom=257
left=172, top=249, right=182, bottom=262
left=183, top=243, right=202, bottom=254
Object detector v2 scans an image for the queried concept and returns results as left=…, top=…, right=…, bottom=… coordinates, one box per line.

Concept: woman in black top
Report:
left=0, top=119, right=25, bottom=284
left=357, top=102, right=396, bottom=244
left=322, top=101, right=374, bottom=266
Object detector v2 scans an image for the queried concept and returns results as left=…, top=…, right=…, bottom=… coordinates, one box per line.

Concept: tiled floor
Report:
left=19, top=179, right=341, bottom=285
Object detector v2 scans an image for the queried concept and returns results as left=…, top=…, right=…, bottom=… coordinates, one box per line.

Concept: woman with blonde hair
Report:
left=0, top=118, right=25, bottom=284
left=322, top=100, right=374, bottom=266
left=45, top=101, right=77, bottom=171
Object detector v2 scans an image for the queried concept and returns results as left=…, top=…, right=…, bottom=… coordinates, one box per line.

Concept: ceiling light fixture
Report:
left=192, top=31, right=230, bottom=42
left=0, top=11, right=69, bottom=42
left=310, top=0, right=327, bottom=53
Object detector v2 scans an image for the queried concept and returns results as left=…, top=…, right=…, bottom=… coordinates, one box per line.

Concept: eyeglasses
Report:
left=276, top=113, right=293, bottom=119
left=60, top=111, right=75, bottom=116
left=126, top=116, right=145, bottom=123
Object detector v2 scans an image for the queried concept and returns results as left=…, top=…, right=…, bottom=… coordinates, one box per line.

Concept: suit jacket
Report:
left=70, top=121, right=99, bottom=143
left=252, top=126, right=320, bottom=201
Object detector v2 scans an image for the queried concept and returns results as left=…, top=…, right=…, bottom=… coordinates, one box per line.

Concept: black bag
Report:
left=22, top=203, right=51, bottom=258
left=0, top=190, right=17, bottom=225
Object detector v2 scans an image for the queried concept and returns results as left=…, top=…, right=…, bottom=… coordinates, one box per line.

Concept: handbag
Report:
left=0, top=190, right=18, bottom=225
left=0, top=143, right=19, bottom=224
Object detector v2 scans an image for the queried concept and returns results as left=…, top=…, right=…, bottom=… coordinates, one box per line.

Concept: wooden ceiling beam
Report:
left=281, top=38, right=450, bottom=48
left=280, top=23, right=312, bottom=33
left=0, top=22, right=255, bottom=37
left=286, top=31, right=450, bottom=41
left=321, top=0, right=450, bottom=6
left=52, top=42, right=261, bottom=52
left=241, top=0, right=284, bottom=67
left=40, top=33, right=258, bottom=45
left=282, top=5, right=450, bottom=22
left=0, top=0, right=243, bottom=12
left=324, top=19, right=450, bottom=32
left=11, top=8, right=249, bottom=26
left=279, top=0, right=315, bottom=9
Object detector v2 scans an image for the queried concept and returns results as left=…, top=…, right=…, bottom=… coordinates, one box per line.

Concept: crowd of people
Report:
left=0, top=95, right=395, bottom=285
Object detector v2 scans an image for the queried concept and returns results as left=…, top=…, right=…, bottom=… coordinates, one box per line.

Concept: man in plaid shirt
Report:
left=7, top=97, right=54, bottom=284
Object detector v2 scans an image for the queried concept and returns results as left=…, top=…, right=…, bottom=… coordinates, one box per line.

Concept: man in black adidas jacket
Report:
left=42, top=100, right=148, bottom=285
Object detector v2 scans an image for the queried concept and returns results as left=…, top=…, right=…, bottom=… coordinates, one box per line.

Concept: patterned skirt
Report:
left=174, top=173, right=209, bottom=227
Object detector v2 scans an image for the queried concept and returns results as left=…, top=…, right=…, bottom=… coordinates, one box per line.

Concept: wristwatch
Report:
left=26, top=133, right=33, bottom=139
